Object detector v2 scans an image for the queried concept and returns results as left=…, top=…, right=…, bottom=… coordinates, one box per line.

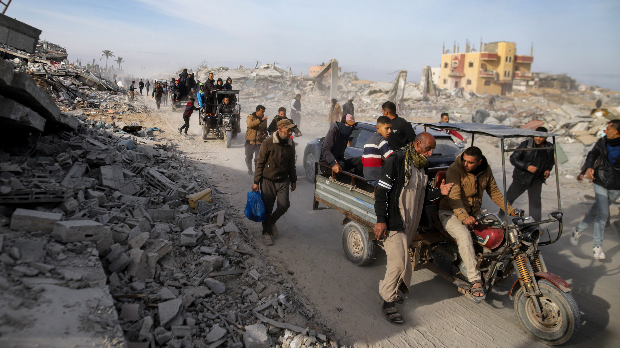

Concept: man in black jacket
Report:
left=374, top=133, right=452, bottom=324
left=499, top=127, right=554, bottom=222
left=571, top=120, right=620, bottom=260
left=139, top=79, right=144, bottom=95
left=383, top=101, right=416, bottom=150
left=205, top=72, right=216, bottom=113
left=319, top=114, right=362, bottom=177
left=342, top=97, right=354, bottom=121
left=268, top=107, right=301, bottom=136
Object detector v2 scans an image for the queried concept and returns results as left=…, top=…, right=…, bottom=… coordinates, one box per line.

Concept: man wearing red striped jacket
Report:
left=363, top=116, right=394, bottom=186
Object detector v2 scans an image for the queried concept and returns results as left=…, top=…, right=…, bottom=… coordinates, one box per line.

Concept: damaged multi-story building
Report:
left=437, top=41, right=534, bottom=95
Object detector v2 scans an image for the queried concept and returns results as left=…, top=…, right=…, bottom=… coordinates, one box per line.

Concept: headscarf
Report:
left=402, top=142, right=429, bottom=186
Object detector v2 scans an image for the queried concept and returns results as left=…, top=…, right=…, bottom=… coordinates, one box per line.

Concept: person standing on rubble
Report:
left=328, top=98, right=342, bottom=123
left=139, top=79, right=144, bottom=95
left=129, top=81, right=136, bottom=102
left=145, top=79, right=150, bottom=96
left=252, top=119, right=298, bottom=246
left=245, top=105, right=268, bottom=175
left=179, top=97, right=199, bottom=135
left=383, top=101, right=416, bottom=151
left=152, top=82, right=163, bottom=110
left=290, top=94, right=302, bottom=129
left=571, top=120, right=620, bottom=260
left=342, top=97, right=355, bottom=121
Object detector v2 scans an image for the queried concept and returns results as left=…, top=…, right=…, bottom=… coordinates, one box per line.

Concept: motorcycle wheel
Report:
left=304, top=153, right=316, bottom=183
left=342, top=221, right=375, bottom=266
left=202, top=123, right=209, bottom=141
left=514, top=279, right=580, bottom=345
left=225, top=130, right=232, bottom=148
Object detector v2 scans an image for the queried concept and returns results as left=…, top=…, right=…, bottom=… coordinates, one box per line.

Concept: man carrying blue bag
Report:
left=251, top=119, right=298, bottom=245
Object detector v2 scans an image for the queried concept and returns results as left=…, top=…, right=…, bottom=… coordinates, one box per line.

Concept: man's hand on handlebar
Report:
left=463, top=216, right=477, bottom=226
left=374, top=223, right=387, bottom=240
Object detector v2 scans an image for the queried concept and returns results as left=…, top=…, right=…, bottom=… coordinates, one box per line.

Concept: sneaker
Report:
left=570, top=227, right=582, bottom=246
left=263, top=234, right=273, bottom=246
left=178, top=127, right=182, bottom=134
left=271, top=224, right=279, bottom=237
left=593, top=246, right=606, bottom=260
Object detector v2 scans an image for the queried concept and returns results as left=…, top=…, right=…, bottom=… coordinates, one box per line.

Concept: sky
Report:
left=7, top=0, right=620, bottom=90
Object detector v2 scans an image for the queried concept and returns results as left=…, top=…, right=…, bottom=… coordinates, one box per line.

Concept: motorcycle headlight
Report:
left=522, top=227, right=542, bottom=244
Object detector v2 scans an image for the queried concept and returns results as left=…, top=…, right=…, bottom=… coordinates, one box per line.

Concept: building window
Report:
left=467, top=79, right=472, bottom=85
left=484, top=80, right=491, bottom=86
left=509, top=56, right=512, bottom=63
left=507, top=71, right=510, bottom=77
left=455, top=81, right=459, bottom=88
left=468, top=61, right=473, bottom=68
left=444, top=62, right=448, bottom=68
left=506, top=56, right=509, bottom=63
left=443, top=79, right=447, bottom=84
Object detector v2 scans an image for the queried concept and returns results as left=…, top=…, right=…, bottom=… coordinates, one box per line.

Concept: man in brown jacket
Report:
left=438, top=146, right=518, bottom=300
left=246, top=105, right=268, bottom=175
left=252, top=119, right=297, bottom=245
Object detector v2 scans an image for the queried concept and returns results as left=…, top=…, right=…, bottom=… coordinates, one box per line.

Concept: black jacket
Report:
left=387, top=115, right=416, bottom=151
left=375, top=151, right=441, bottom=231
left=186, top=75, right=196, bottom=89
left=268, top=116, right=301, bottom=135
left=205, top=79, right=216, bottom=94
left=319, top=122, right=352, bottom=166
left=152, top=86, right=163, bottom=98
left=510, top=139, right=554, bottom=185
left=582, top=137, right=620, bottom=190
left=217, top=102, right=236, bottom=114
left=342, top=101, right=354, bottom=118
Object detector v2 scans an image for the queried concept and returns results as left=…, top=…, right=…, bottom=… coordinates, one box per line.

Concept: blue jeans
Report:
left=576, top=183, right=620, bottom=247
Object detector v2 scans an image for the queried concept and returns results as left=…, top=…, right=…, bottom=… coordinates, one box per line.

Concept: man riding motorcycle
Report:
left=438, top=146, right=519, bottom=300
left=217, top=96, right=240, bottom=134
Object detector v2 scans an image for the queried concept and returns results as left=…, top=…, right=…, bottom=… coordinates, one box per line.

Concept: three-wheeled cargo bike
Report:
left=199, top=90, right=241, bottom=148
left=312, top=123, right=579, bottom=345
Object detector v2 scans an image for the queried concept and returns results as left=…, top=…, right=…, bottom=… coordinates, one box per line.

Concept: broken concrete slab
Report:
left=158, top=297, right=182, bottom=326
left=13, top=239, right=46, bottom=263
left=51, top=220, right=111, bottom=243
left=0, top=94, right=46, bottom=131
left=199, top=255, right=223, bottom=271
left=176, top=213, right=195, bottom=230
left=128, top=232, right=149, bottom=249
left=61, top=162, right=88, bottom=188
left=10, top=208, right=63, bottom=233
left=203, top=278, right=225, bottom=295
left=206, top=324, right=227, bottom=343
left=100, top=165, right=125, bottom=190
left=244, top=323, right=270, bottom=348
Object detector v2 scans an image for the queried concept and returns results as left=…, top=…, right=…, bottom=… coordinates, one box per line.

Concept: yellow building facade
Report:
left=438, top=41, right=533, bottom=95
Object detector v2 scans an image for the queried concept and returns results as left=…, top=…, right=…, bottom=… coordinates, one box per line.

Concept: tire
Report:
left=304, top=153, right=317, bottom=183
left=225, top=130, right=232, bottom=148
left=202, top=123, right=209, bottom=141
left=514, top=279, right=580, bottom=345
left=342, top=221, right=375, bottom=266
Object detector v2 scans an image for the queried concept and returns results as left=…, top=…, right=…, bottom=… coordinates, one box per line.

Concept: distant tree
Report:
left=101, top=50, right=114, bottom=69
left=115, top=57, right=124, bottom=69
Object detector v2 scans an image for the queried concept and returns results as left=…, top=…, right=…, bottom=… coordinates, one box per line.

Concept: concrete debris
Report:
left=10, top=208, right=63, bottom=233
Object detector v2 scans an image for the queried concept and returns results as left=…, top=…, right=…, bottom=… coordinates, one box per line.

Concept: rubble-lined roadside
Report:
left=0, top=58, right=338, bottom=348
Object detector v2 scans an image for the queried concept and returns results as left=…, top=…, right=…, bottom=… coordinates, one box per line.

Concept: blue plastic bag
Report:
left=244, top=191, right=266, bottom=222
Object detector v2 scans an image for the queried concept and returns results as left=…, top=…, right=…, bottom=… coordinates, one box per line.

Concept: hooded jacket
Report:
left=319, top=122, right=352, bottom=166
left=205, top=78, right=216, bottom=94
left=582, top=137, right=620, bottom=190
left=510, top=139, right=554, bottom=185
left=224, top=78, right=233, bottom=90
left=439, top=153, right=514, bottom=222
left=245, top=112, right=268, bottom=145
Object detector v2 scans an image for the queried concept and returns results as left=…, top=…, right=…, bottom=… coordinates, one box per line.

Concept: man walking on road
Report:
left=268, top=107, right=302, bottom=137
left=328, top=98, right=342, bottom=123
left=246, top=105, right=268, bottom=175
left=290, top=94, right=302, bottom=129
left=571, top=120, right=620, bottom=260
left=152, top=82, right=163, bottom=110
left=139, top=79, right=144, bottom=95
left=374, top=133, right=452, bottom=324
left=145, top=79, right=150, bottom=96
left=499, top=127, right=554, bottom=222
left=383, top=101, right=416, bottom=151
left=129, top=81, right=136, bottom=101
left=252, top=119, right=297, bottom=246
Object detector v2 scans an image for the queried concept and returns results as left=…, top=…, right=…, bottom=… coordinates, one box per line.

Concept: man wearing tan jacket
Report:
left=245, top=105, right=268, bottom=175
left=439, top=146, right=518, bottom=300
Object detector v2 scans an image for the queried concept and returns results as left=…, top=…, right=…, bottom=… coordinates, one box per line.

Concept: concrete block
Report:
left=203, top=278, right=225, bottom=295
left=154, top=327, right=173, bottom=345
left=147, top=209, right=178, bottom=222
left=216, top=210, right=225, bottom=226
left=108, top=252, right=131, bottom=273
left=59, top=197, right=78, bottom=213
left=120, top=303, right=140, bottom=321
left=128, top=232, right=149, bottom=249
left=139, top=316, right=153, bottom=341
left=51, top=220, right=111, bottom=243
left=10, top=208, right=62, bottom=233
left=86, top=189, right=107, bottom=205
left=159, top=287, right=176, bottom=301
left=243, top=323, right=269, bottom=348
left=144, top=239, right=172, bottom=262
left=176, top=213, right=195, bottom=230
left=128, top=249, right=152, bottom=281
left=101, top=165, right=124, bottom=190
left=171, top=326, right=191, bottom=338
left=158, top=298, right=182, bottom=326
left=0, top=94, right=46, bottom=131
left=180, top=227, right=198, bottom=246
left=206, top=324, right=227, bottom=343
left=199, top=255, right=223, bottom=271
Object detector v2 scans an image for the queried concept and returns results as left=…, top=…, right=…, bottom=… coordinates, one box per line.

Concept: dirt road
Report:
left=137, top=95, right=619, bottom=347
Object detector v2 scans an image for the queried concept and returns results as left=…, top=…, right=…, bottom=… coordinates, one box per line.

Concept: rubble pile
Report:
left=0, top=116, right=336, bottom=347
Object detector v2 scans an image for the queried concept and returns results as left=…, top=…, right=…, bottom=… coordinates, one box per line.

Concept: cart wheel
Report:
left=342, top=221, right=375, bottom=266
left=304, top=153, right=316, bottom=183
left=225, top=130, right=232, bottom=148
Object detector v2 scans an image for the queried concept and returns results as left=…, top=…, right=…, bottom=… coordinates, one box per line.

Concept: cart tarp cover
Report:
left=418, top=122, right=559, bottom=139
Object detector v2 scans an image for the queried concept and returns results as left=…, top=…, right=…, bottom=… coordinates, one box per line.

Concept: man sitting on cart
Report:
left=438, top=146, right=519, bottom=300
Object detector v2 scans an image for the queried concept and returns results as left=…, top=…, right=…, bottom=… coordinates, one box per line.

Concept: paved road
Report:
left=151, top=98, right=620, bottom=347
